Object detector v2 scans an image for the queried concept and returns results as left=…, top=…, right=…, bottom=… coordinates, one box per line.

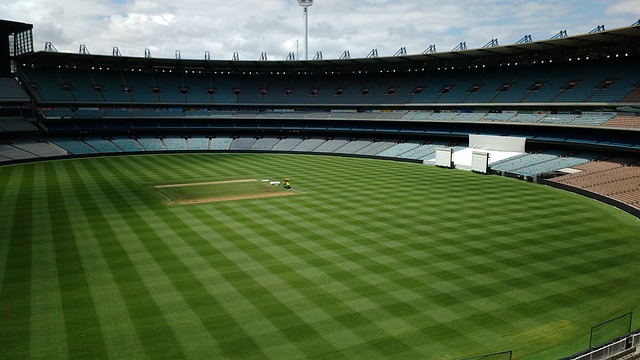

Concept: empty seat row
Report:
left=20, top=58, right=640, bottom=105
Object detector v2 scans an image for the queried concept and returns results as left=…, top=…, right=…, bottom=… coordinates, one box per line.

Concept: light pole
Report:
left=297, top=0, right=313, bottom=60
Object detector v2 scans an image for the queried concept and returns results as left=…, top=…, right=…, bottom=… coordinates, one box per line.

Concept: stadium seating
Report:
left=354, top=140, right=396, bottom=156
left=270, top=137, right=302, bottom=151
left=84, top=136, right=121, bottom=153
left=48, top=137, right=99, bottom=155
left=250, top=137, right=279, bottom=151
left=570, top=113, right=614, bottom=126
left=0, top=143, right=40, bottom=160
left=57, top=68, right=104, bottom=102
left=0, top=117, right=38, bottom=132
left=229, top=137, right=256, bottom=150
left=209, top=137, right=233, bottom=150
left=487, top=150, right=596, bottom=176
left=396, top=143, right=440, bottom=160
left=111, top=136, right=144, bottom=152
left=187, top=137, right=210, bottom=151
left=8, top=138, right=67, bottom=158
left=20, top=57, right=640, bottom=107
left=550, top=158, right=640, bottom=208
left=19, top=68, right=71, bottom=102
left=604, top=116, right=640, bottom=128
left=162, top=135, right=187, bottom=151
left=310, top=138, right=347, bottom=153
left=137, top=137, right=166, bottom=151
left=0, top=77, right=30, bottom=102
left=332, top=139, right=372, bottom=154
left=290, top=138, right=325, bottom=152
left=153, top=72, right=186, bottom=103
left=376, top=142, right=422, bottom=158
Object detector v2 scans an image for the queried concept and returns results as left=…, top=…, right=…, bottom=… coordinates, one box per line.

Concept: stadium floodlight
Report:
left=79, top=44, right=90, bottom=55
left=44, top=42, right=57, bottom=52
left=482, top=39, right=499, bottom=48
left=423, top=44, right=437, bottom=54
left=452, top=42, right=467, bottom=51
left=550, top=30, right=568, bottom=39
left=298, top=0, right=313, bottom=60
left=394, top=47, right=407, bottom=56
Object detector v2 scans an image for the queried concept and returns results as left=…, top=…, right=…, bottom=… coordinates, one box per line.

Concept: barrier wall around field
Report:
left=561, top=329, right=640, bottom=360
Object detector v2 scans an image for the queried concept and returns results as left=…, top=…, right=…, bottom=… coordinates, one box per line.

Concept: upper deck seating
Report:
left=19, top=57, right=639, bottom=106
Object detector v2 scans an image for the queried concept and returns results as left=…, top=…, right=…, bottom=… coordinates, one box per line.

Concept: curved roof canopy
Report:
left=14, top=23, right=640, bottom=74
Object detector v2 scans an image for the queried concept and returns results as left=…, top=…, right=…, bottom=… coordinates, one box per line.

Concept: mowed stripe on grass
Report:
left=1, top=153, right=639, bottom=359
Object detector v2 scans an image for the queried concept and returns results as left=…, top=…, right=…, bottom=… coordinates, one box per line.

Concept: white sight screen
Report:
left=435, top=148, right=452, bottom=168
left=471, top=151, right=489, bottom=173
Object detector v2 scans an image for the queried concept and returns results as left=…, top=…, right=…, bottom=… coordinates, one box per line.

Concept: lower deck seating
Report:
left=229, top=137, right=256, bottom=150
left=291, top=138, right=326, bottom=152
left=271, top=138, right=303, bottom=151
left=397, top=144, right=440, bottom=160
left=489, top=151, right=591, bottom=176
left=188, top=137, right=210, bottom=151
left=4, top=134, right=638, bottom=213
left=550, top=158, right=640, bottom=209
left=0, top=144, right=41, bottom=160
left=137, top=138, right=166, bottom=151
left=354, top=141, right=396, bottom=156
left=251, top=137, right=279, bottom=151
left=376, top=142, right=422, bottom=158
left=311, top=139, right=348, bottom=153
left=162, top=136, right=187, bottom=151
left=11, top=139, right=68, bottom=157
left=49, top=137, right=98, bottom=155
left=84, top=137, right=122, bottom=153
left=111, top=137, right=144, bottom=152
left=334, top=139, right=373, bottom=154
left=209, top=137, right=232, bottom=150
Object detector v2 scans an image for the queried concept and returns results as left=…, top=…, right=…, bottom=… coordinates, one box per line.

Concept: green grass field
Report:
left=1, top=153, right=639, bottom=359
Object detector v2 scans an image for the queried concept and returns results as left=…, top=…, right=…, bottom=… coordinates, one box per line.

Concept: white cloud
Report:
left=2, top=0, right=637, bottom=60
left=606, top=0, right=640, bottom=17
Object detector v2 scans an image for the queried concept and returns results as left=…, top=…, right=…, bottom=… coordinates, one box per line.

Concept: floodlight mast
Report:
left=298, top=0, right=313, bottom=60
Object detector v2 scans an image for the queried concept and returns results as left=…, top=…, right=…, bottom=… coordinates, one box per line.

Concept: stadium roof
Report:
left=14, top=23, right=640, bottom=74
left=0, top=19, right=32, bottom=34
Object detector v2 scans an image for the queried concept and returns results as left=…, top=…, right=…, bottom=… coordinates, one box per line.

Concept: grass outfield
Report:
left=1, top=153, right=639, bottom=359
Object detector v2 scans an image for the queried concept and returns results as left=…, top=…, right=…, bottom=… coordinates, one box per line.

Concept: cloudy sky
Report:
left=2, top=0, right=639, bottom=60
